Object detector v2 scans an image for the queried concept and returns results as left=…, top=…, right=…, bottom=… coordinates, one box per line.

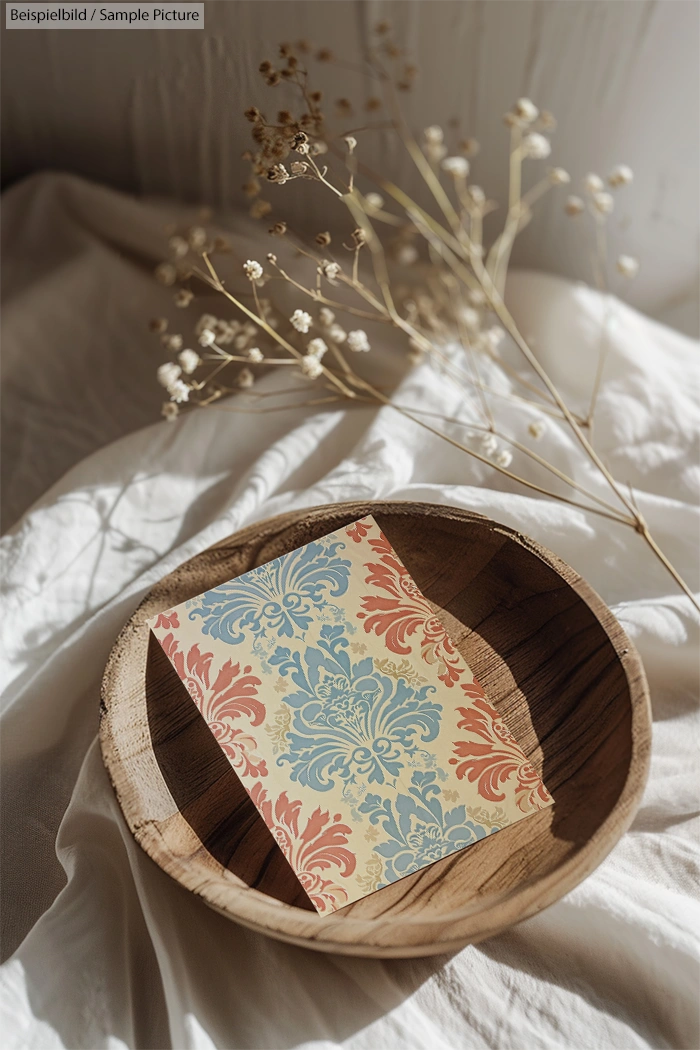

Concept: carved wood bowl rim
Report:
left=99, top=501, right=651, bottom=957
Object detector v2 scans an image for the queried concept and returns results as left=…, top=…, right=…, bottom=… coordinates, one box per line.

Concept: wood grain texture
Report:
left=99, top=501, right=651, bottom=957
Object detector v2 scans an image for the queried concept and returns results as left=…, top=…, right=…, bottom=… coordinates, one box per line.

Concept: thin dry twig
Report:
left=149, top=31, right=695, bottom=609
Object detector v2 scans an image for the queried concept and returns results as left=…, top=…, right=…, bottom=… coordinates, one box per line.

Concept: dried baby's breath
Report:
left=565, top=195, right=585, bottom=216
left=155, top=262, right=177, bottom=286
left=290, top=309, right=312, bottom=333
left=243, top=260, right=264, bottom=280
left=145, top=39, right=696, bottom=608
left=161, top=402, right=179, bottom=421
left=608, top=164, right=633, bottom=188
left=307, top=337, right=328, bottom=359
left=178, top=349, right=201, bottom=374
left=616, top=255, right=639, bottom=278
left=347, top=330, right=370, bottom=353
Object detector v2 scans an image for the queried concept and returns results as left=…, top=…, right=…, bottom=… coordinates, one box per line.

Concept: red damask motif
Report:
left=250, top=783, right=356, bottom=913
left=346, top=520, right=372, bottom=543
left=357, top=531, right=463, bottom=686
left=153, top=610, right=180, bottom=630
left=159, top=633, right=268, bottom=779
left=449, top=689, right=552, bottom=813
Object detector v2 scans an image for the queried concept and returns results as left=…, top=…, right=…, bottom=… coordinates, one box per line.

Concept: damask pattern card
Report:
left=149, top=515, right=553, bottom=914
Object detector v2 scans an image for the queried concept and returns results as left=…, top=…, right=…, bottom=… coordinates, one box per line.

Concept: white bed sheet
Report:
left=1, top=174, right=698, bottom=1050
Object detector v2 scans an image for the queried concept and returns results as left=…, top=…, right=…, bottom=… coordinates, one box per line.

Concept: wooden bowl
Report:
left=99, top=501, right=651, bottom=957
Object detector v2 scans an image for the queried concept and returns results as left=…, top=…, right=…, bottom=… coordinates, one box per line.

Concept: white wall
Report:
left=2, top=0, right=698, bottom=333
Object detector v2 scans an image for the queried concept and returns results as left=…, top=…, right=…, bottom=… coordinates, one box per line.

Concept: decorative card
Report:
left=149, top=515, right=553, bottom=914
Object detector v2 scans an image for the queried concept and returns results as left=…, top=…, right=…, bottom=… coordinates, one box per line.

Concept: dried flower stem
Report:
left=150, top=38, right=696, bottom=608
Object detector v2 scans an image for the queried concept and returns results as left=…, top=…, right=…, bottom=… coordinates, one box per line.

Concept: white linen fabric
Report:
left=1, top=174, right=698, bottom=1050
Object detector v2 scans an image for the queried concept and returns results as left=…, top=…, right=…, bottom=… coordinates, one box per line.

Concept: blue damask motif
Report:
left=188, top=539, right=352, bottom=645
left=271, top=626, right=442, bottom=792
left=358, top=771, right=493, bottom=885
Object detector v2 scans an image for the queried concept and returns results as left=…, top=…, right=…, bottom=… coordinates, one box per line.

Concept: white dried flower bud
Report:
left=485, top=326, right=505, bottom=350
left=496, top=448, right=513, bottom=468
left=347, top=329, right=370, bottom=353
left=174, top=288, right=194, bottom=308
left=162, top=334, right=183, bottom=352
left=310, top=141, right=328, bottom=156
left=157, top=362, right=182, bottom=389
left=616, top=255, right=639, bottom=279
left=290, top=309, right=312, bottom=333
left=459, top=306, right=481, bottom=331
left=243, top=260, right=264, bottom=280
left=307, top=337, right=328, bottom=359
left=155, top=262, right=178, bottom=286
left=247, top=347, right=264, bottom=363
left=480, top=433, right=498, bottom=456
left=441, top=156, right=470, bottom=178
left=169, top=378, right=191, bottom=404
left=344, top=135, right=357, bottom=152
left=593, top=191, right=614, bottom=215
left=328, top=323, right=347, bottom=344
left=195, top=313, right=218, bottom=335
left=188, top=227, right=207, bottom=250
left=161, top=402, right=179, bottom=421
left=423, top=125, right=444, bottom=144
left=548, top=167, right=570, bottom=185
left=238, top=368, right=255, bottom=389
left=198, top=328, right=216, bottom=347
left=522, top=133, right=551, bottom=159
left=424, top=142, right=447, bottom=163
left=364, top=192, right=384, bottom=209
left=584, top=173, right=604, bottom=194
left=528, top=420, right=546, bottom=440
left=514, top=98, right=539, bottom=123
left=319, top=260, right=341, bottom=281
left=178, top=348, right=201, bottom=374
left=301, top=354, right=324, bottom=379
left=318, top=307, right=335, bottom=327
left=565, top=195, right=585, bottom=216
left=290, top=160, right=309, bottom=175
left=168, top=236, right=189, bottom=259
left=396, top=244, right=418, bottom=266
left=608, top=164, right=633, bottom=188
left=469, top=185, right=486, bottom=207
